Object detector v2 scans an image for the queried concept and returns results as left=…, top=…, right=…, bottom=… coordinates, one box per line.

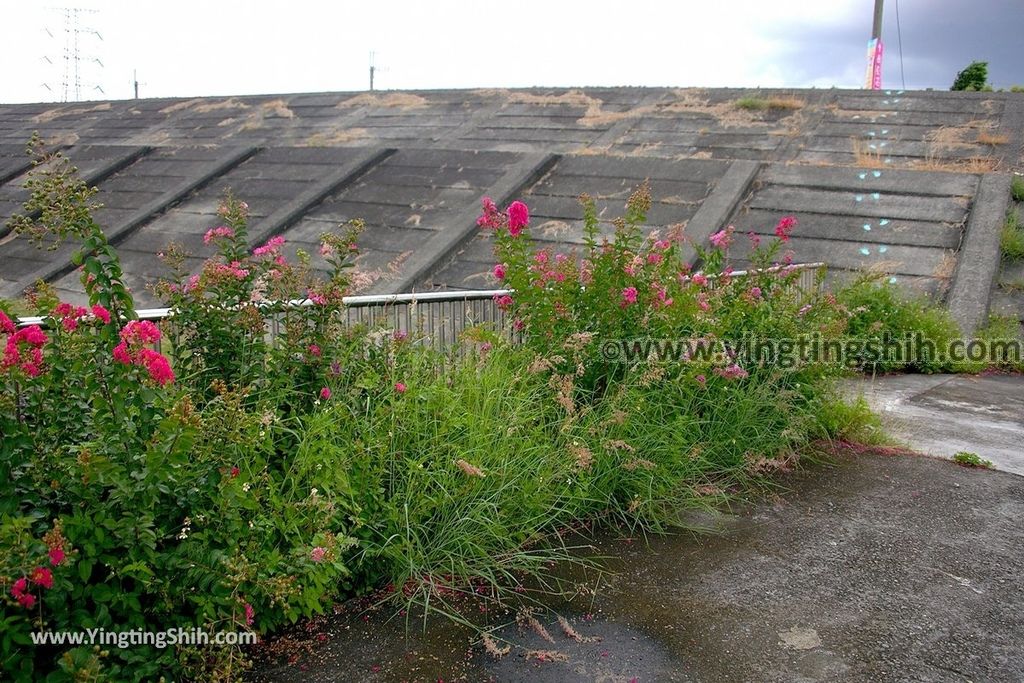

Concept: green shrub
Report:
left=834, top=273, right=961, bottom=373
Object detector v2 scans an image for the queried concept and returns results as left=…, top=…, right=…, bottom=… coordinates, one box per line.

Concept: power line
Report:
left=894, top=0, right=906, bottom=90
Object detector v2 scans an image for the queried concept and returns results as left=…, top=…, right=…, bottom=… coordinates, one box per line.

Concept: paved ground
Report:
left=848, top=372, right=1024, bottom=475
left=252, top=448, right=1024, bottom=682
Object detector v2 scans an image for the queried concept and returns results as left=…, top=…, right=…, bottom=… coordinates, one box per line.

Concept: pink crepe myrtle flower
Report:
left=493, top=294, right=514, bottom=311
left=394, top=382, right=407, bottom=394
left=253, top=235, right=286, bottom=257
left=621, top=287, right=638, bottom=306
left=476, top=197, right=503, bottom=230
left=31, top=566, right=53, bottom=590
left=319, top=387, right=332, bottom=401
left=506, top=200, right=530, bottom=236
left=120, top=320, right=161, bottom=345
left=647, top=252, right=664, bottom=265
left=0, top=310, right=15, bottom=335
left=492, top=263, right=506, bottom=280
left=203, top=226, right=235, bottom=244
left=48, top=547, right=65, bottom=566
left=139, top=349, right=175, bottom=386
left=91, top=305, right=111, bottom=324
left=311, top=547, right=327, bottom=563
left=691, top=273, right=709, bottom=287
left=10, top=577, right=28, bottom=599
left=709, top=228, right=732, bottom=249
left=17, top=593, right=35, bottom=609
left=775, top=215, right=797, bottom=242
left=244, top=602, right=255, bottom=627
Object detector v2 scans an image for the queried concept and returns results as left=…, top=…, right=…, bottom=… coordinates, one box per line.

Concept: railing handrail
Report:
left=13, top=263, right=824, bottom=328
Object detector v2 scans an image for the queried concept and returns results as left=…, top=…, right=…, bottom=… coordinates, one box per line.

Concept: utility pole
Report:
left=133, top=69, right=138, bottom=99
left=871, top=0, right=884, bottom=43
left=369, top=51, right=375, bottom=91
left=864, top=0, right=884, bottom=89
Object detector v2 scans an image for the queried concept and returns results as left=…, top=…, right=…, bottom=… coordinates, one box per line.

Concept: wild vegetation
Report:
left=0, top=142, right=1016, bottom=680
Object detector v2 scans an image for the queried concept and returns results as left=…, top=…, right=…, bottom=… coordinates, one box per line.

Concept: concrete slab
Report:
left=848, top=373, right=1024, bottom=475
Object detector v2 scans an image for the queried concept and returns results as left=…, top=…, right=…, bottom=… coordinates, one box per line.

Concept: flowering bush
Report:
left=0, top=142, right=373, bottom=681
left=481, top=183, right=838, bottom=396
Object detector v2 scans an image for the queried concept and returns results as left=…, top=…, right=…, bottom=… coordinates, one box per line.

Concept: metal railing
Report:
left=14, top=263, right=824, bottom=352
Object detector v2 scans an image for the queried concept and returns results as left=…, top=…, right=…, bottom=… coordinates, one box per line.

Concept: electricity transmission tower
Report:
left=44, top=7, right=103, bottom=102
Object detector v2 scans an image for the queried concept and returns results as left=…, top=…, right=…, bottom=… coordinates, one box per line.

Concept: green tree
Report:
left=951, top=61, right=989, bottom=91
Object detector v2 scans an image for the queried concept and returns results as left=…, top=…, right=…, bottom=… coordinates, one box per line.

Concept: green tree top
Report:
left=951, top=61, right=989, bottom=91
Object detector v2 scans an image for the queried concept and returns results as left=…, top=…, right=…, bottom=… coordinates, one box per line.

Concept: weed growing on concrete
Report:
left=952, top=451, right=993, bottom=468
left=1001, top=208, right=1024, bottom=261
left=1011, top=175, right=1024, bottom=202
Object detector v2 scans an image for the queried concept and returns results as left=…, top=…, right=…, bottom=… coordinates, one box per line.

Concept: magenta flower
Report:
left=0, top=310, right=15, bottom=335
left=493, top=263, right=506, bottom=280
left=394, top=382, right=407, bottom=394
left=319, top=387, right=332, bottom=401
left=621, top=287, right=638, bottom=306
left=506, top=200, right=530, bottom=236
left=244, top=602, right=255, bottom=627
left=91, top=305, right=111, bottom=324
left=775, top=216, right=797, bottom=242
left=31, top=566, right=53, bottom=590
left=749, top=286, right=762, bottom=299
left=308, top=344, right=321, bottom=357
left=311, top=547, right=327, bottom=563
left=139, top=349, right=175, bottom=386
left=48, top=547, right=65, bottom=566
left=695, top=374, right=707, bottom=387
left=476, top=197, right=502, bottom=230
left=10, top=577, right=27, bottom=599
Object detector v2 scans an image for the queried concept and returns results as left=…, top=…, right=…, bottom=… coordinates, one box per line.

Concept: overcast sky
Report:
left=1, top=0, right=1022, bottom=104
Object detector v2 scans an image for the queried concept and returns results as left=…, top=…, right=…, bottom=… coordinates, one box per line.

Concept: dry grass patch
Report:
left=976, top=130, right=1010, bottom=145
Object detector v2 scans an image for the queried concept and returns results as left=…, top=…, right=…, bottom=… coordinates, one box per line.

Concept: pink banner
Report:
left=864, top=38, right=884, bottom=90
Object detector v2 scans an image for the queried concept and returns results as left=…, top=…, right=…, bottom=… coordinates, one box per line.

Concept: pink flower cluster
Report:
left=253, top=235, right=285, bottom=257
left=476, top=197, right=530, bottom=237
left=621, top=286, right=638, bottom=306
left=775, top=216, right=797, bottom=242
left=203, top=226, right=235, bottom=244
left=2, top=324, right=48, bottom=377
left=709, top=225, right=735, bottom=250
left=208, top=261, right=250, bottom=280
left=310, top=547, right=327, bottom=563
left=53, top=303, right=90, bottom=331
left=9, top=566, right=54, bottom=610
left=112, top=320, right=175, bottom=386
